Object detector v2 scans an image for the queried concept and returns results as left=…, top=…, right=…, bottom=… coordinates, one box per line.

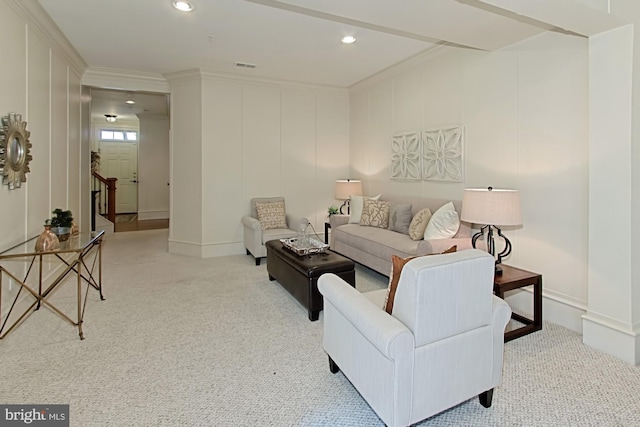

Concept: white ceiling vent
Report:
left=235, top=62, right=257, bottom=69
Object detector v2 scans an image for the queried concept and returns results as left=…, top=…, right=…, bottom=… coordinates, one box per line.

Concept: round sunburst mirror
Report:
left=0, top=113, right=32, bottom=190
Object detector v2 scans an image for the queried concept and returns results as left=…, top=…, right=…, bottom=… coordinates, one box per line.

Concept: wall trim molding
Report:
left=138, top=210, right=169, bottom=221
left=165, top=68, right=349, bottom=95
left=136, top=113, right=169, bottom=121
left=6, top=0, right=87, bottom=74
left=583, top=313, right=640, bottom=365
left=505, top=285, right=587, bottom=334
left=168, top=239, right=244, bottom=258
left=82, top=67, right=170, bottom=93
left=168, top=239, right=202, bottom=258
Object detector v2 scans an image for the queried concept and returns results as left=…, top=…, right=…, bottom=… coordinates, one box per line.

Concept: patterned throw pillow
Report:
left=348, top=194, right=382, bottom=224
left=383, top=246, right=457, bottom=314
left=359, top=199, right=390, bottom=228
left=408, top=208, right=432, bottom=241
left=388, top=204, right=413, bottom=234
left=255, top=200, right=287, bottom=230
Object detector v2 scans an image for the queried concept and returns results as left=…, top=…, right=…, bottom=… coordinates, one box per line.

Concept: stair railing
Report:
left=91, top=172, right=117, bottom=226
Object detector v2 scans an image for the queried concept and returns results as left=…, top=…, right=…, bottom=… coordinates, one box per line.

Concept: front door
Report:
left=100, top=141, right=138, bottom=213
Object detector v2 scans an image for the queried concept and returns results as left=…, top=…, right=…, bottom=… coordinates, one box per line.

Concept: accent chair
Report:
left=318, top=249, right=511, bottom=427
left=241, top=197, right=299, bottom=265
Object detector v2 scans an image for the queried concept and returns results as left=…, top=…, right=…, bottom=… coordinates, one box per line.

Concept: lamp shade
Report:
left=335, top=180, right=362, bottom=200
left=460, top=188, right=522, bottom=226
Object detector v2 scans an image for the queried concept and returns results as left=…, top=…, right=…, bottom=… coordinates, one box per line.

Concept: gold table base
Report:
left=0, top=231, right=104, bottom=340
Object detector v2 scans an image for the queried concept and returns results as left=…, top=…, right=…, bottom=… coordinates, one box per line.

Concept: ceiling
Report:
left=36, top=0, right=619, bottom=122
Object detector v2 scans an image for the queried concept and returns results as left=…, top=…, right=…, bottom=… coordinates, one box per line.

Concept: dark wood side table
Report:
left=324, top=222, right=331, bottom=244
left=493, top=264, right=542, bottom=342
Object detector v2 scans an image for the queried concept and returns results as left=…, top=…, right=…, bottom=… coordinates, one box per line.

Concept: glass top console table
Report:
left=0, top=230, right=105, bottom=340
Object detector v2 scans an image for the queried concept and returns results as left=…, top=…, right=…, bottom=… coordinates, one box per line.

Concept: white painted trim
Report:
left=6, top=0, right=87, bottom=74
left=82, top=67, right=170, bottom=93
left=138, top=210, right=169, bottom=221
left=168, top=239, right=244, bottom=258
left=136, top=113, right=169, bottom=121
left=201, top=242, right=245, bottom=258
left=168, top=239, right=202, bottom=258
left=165, top=69, right=349, bottom=96
left=505, top=286, right=587, bottom=334
left=582, top=314, right=640, bottom=365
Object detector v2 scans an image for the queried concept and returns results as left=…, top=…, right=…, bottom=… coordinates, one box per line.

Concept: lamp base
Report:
left=339, top=200, right=350, bottom=215
left=471, top=224, right=512, bottom=274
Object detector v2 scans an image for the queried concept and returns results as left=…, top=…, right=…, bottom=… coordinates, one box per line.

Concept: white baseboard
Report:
left=201, top=242, right=245, bottom=258
left=138, top=210, right=169, bottom=221
left=504, top=287, right=586, bottom=334
left=582, top=313, right=640, bottom=365
left=168, top=239, right=244, bottom=258
left=168, top=239, right=202, bottom=257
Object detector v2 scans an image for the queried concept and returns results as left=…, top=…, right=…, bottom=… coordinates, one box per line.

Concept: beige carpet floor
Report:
left=0, top=229, right=639, bottom=426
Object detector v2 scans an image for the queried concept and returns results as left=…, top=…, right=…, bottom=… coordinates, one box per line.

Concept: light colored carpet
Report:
left=1, top=229, right=639, bottom=426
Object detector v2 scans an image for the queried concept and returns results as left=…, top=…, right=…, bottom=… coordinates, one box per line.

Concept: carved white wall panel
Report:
left=391, top=131, right=422, bottom=180
left=422, top=126, right=464, bottom=182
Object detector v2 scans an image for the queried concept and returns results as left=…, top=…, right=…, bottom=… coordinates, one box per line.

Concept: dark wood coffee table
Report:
left=266, top=239, right=355, bottom=321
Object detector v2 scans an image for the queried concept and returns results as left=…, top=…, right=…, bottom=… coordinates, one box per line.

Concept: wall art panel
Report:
left=390, top=131, right=421, bottom=180
left=422, top=126, right=464, bottom=182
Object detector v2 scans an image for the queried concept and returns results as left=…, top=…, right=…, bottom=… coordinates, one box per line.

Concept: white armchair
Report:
left=241, top=197, right=300, bottom=265
left=318, top=249, right=511, bottom=427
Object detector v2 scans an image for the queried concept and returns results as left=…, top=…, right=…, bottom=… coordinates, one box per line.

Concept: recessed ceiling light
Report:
left=125, top=100, right=135, bottom=105
left=341, top=36, right=356, bottom=44
left=172, top=1, right=194, bottom=12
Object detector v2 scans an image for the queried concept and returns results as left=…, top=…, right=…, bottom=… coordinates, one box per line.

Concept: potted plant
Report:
left=47, top=209, right=74, bottom=241
left=327, top=205, right=339, bottom=218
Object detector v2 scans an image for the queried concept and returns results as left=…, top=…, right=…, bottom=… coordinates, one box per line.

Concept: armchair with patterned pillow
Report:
left=241, top=197, right=300, bottom=265
left=318, top=249, right=511, bottom=427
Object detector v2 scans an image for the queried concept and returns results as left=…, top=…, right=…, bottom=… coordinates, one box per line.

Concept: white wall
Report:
left=0, top=0, right=86, bottom=248
left=349, top=32, right=590, bottom=332
left=167, top=71, right=350, bottom=257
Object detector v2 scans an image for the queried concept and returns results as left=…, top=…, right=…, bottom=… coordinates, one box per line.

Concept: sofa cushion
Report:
left=255, top=200, right=287, bottom=230
left=389, top=204, right=412, bottom=234
left=360, top=199, right=390, bottom=228
left=424, top=202, right=460, bottom=239
left=409, top=208, right=432, bottom=241
left=334, top=224, right=422, bottom=260
left=383, top=245, right=457, bottom=314
left=348, top=194, right=381, bottom=224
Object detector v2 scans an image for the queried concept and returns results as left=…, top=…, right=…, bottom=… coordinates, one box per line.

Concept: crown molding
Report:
left=165, top=68, right=349, bottom=96
left=137, top=113, right=169, bottom=121
left=82, top=67, right=171, bottom=93
left=5, top=0, right=87, bottom=74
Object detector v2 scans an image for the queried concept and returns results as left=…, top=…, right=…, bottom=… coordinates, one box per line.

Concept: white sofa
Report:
left=329, top=196, right=475, bottom=275
left=318, top=249, right=512, bottom=427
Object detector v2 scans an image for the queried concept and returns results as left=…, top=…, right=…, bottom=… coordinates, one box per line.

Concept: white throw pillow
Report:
left=423, top=202, right=460, bottom=239
left=348, top=194, right=381, bottom=224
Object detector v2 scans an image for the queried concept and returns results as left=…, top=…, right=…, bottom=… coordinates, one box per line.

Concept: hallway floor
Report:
left=114, top=216, right=169, bottom=232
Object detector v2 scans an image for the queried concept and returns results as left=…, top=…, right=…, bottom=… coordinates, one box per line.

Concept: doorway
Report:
left=88, top=87, right=170, bottom=232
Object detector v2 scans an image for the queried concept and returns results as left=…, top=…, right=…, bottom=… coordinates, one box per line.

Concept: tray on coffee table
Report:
left=280, top=237, right=329, bottom=256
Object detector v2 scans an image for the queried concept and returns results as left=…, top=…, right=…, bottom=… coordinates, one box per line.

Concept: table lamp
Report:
left=335, top=179, right=363, bottom=214
left=460, top=187, right=522, bottom=275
